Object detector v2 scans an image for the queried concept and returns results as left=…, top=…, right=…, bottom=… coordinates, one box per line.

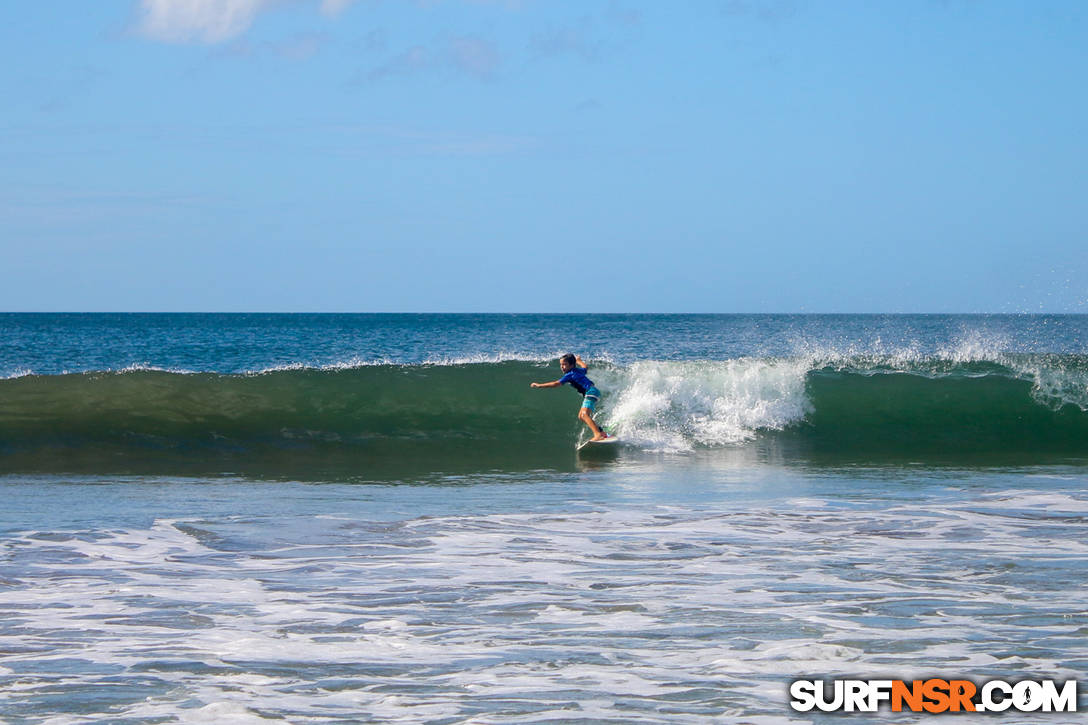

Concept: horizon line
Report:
left=2, top=311, right=1086, bottom=316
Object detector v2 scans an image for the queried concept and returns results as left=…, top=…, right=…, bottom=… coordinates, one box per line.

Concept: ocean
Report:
left=1, top=313, right=1086, bottom=723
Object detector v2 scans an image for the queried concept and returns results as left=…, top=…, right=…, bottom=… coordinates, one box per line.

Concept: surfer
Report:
left=530, top=353, right=609, bottom=441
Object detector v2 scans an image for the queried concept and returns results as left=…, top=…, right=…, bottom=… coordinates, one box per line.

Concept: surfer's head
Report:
left=560, top=353, right=577, bottom=371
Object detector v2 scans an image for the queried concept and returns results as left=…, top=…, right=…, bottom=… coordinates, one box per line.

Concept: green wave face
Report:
left=796, top=368, right=1088, bottom=453
left=2, top=357, right=1088, bottom=475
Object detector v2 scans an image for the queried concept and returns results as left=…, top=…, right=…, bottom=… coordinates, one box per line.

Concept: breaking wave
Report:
left=2, top=353, right=1087, bottom=473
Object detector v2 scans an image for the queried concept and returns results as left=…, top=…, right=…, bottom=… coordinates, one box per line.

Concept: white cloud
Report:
left=137, top=0, right=271, bottom=43
left=136, top=0, right=358, bottom=44
left=320, top=0, right=355, bottom=17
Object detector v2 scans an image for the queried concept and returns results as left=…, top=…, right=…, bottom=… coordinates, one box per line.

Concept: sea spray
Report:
left=599, top=359, right=812, bottom=451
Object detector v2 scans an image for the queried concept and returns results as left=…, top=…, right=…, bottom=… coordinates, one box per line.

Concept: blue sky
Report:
left=2, top=1, right=1086, bottom=312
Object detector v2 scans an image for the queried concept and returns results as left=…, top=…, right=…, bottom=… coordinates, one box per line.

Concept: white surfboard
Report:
left=577, top=437, right=620, bottom=451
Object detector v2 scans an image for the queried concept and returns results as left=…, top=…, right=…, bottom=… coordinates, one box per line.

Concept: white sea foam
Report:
left=248, top=352, right=565, bottom=374
left=421, top=351, right=571, bottom=366
left=7, top=363, right=199, bottom=377
left=1017, top=358, right=1088, bottom=411
left=249, top=356, right=397, bottom=373
left=174, top=702, right=278, bottom=724
left=597, top=359, right=812, bottom=451
left=5, top=483, right=1085, bottom=722
left=115, top=362, right=199, bottom=374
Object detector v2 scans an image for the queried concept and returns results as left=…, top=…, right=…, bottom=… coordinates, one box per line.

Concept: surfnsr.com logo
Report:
left=789, top=679, right=1078, bottom=713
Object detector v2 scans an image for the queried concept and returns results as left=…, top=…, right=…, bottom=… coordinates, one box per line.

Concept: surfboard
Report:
left=577, top=437, right=620, bottom=451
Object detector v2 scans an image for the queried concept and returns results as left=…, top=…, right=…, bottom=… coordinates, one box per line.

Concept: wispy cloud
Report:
left=361, top=35, right=501, bottom=83
left=529, top=23, right=600, bottom=62
left=528, top=5, right=641, bottom=65
left=135, top=0, right=358, bottom=44
left=216, top=31, right=329, bottom=61
left=136, top=0, right=269, bottom=43
left=320, top=0, right=355, bottom=16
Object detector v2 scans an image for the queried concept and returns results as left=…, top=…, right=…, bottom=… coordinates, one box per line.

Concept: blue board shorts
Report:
left=581, top=386, right=601, bottom=411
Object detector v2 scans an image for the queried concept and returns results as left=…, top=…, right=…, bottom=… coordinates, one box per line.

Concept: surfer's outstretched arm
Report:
left=531, top=381, right=561, bottom=388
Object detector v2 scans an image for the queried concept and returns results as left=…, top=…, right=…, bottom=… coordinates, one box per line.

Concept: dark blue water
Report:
left=3, top=313, right=1086, bottom=375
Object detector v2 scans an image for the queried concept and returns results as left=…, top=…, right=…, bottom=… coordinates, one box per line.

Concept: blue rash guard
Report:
left=559, top=366, right=594, bottom=395
left=559, top=366, right=603, bottom=412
